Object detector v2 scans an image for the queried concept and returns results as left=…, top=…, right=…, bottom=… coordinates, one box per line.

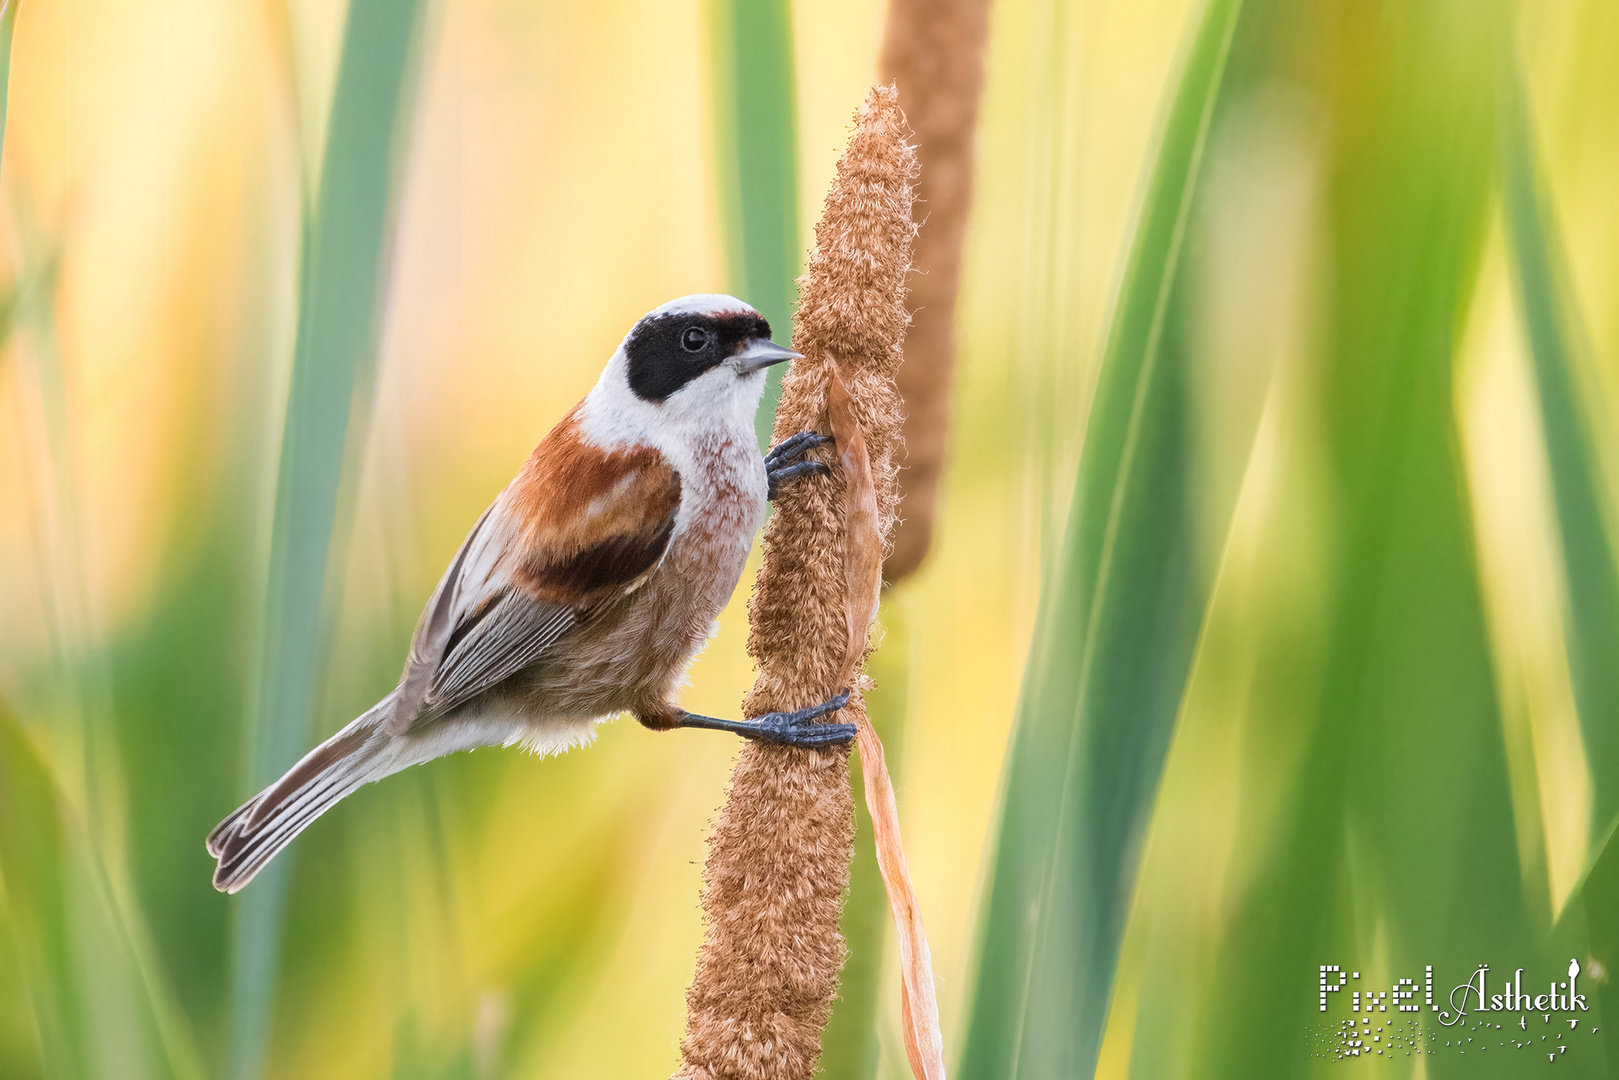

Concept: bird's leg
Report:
left=673, top=689, right=855, bottom=748
left=766, top=431, right=833, bottom=500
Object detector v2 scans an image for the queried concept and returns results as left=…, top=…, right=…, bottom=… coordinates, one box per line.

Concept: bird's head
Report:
left=614, top=294, right=795, bottom=415
left=581, top=294, right=799, bottom=453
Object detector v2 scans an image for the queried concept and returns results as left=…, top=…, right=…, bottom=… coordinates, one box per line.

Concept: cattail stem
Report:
left=673, top=86, right=916, bottom=1080
left=879, top=0, right=993, bottom=584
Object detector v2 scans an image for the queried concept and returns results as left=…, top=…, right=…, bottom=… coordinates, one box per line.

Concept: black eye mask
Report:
left=624, top=310, right=771, bottom=402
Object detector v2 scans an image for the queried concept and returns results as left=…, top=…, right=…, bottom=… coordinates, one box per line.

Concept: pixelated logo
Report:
left=1308, top=959, right=1602, bottom=1065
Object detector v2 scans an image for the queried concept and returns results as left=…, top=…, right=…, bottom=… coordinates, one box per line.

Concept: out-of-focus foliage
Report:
left=1, top=0, right=1617, bottom=1079
left=708, top=0, right=800, bottom=446
left=961, top=0, right=1245, bottom=1072
left=1499, top=35, right=1619, bottom=845
left=967, top=0, right=1619, bottom=1078
left=227, top=2, right=430, bottom=1079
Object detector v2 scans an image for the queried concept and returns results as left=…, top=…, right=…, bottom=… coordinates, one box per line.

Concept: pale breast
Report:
left=504, top=428, right=765, bottom=720
left=659, top=427, right=767, bottom=629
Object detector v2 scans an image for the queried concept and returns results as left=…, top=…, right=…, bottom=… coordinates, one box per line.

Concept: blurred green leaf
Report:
left=959, top=0, right=1244, bottom=1074
left=0, top=711, right=90, bottom=1079
left=1508, top=28, right=1619, bottom=1074
left=1498, top=47, right=1619, bottom=852
left=228, top=2, right=432, bottom=1077
left=108, top=534, right=256, bottom=1067
left=707, top=0, right=800, bottom=447
left=0, top=0, right=17, bottom=146
left=5, top=165, right=210, bottom=1079
left=1169, top=3, right=1567, bottom=1077
left=0, top=0, right=19, bottom=358
left=1572, top=822, right=1619, bottom=1068
left=0, top=706, right=210, bottom=1080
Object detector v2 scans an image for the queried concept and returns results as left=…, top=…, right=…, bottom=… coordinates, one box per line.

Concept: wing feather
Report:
left=425, top=595, right=577, bottom=717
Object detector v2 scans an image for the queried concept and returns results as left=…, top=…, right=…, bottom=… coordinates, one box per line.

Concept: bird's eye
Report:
left=680, top=326, right=710, bottom=352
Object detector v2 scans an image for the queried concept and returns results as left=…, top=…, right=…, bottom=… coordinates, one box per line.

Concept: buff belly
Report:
left=449, top=509, right=758, bottom=753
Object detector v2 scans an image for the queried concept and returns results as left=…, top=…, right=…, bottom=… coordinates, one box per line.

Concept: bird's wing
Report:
left=388, top=416, right=682, bottom=734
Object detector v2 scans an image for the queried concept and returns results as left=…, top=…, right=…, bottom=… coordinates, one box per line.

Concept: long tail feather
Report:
left=208, top=700, right=396, bottom=893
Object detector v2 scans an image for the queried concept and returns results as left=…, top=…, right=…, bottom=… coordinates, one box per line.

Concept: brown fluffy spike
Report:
left=879, top=0, right=993, bottom=583
left=672, top=85, right=916, bottom=1080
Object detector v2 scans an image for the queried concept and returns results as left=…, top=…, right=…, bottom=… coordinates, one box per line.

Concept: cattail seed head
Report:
left=673, top=85, right=916, bottom=1080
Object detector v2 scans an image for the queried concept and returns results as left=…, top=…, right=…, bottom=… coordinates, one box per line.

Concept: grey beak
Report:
left=734, top=338, right=802, bottom=374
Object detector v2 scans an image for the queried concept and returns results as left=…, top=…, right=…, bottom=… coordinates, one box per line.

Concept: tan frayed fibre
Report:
left=829, top=369, right=946, bottom=1079
left=673, top=85, right=920, bottom=1080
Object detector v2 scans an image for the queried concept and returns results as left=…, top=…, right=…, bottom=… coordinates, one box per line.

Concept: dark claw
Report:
left=751, top=689, right=855, bottom=747
left=765, top=430, right=831, bottom=468
left=766, top=431, right=834, bottom=500
left=773, top=722, right=858, bottom=748
left=768, top=460, right=832, bottom=500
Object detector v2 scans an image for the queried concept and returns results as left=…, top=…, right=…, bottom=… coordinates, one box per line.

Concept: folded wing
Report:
left=388, top=413, right=682, bottom=734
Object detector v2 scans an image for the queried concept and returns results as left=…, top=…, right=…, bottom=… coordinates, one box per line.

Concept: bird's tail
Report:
left=207, top=698, right=399, bottom=893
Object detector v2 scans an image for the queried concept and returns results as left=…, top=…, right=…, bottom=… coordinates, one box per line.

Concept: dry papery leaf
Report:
left=829, top=366, right=946, bottom=1080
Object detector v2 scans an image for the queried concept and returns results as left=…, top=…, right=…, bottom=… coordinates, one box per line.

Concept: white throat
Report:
left=577, top=346, right=765, bottom=458
left=574, top=347, right=769, bottom=544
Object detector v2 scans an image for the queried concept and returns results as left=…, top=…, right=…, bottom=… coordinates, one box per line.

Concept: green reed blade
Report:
left=0, top=711, right=90, bottom=1079
left=1498, top=51, right=1619, bottom=851
left=227, top=2, right=431, bottom=1077
left=0, top=0, right=15, bottom=365
left=1508, top=29, right=1619, bottom=1070
left=1572, top=822, right=1619, bottom=1068
left=707, top=0, right=801, bottom=448
left=0, top=0, right=16, bottom=148
left=0, top=699, right=211, bottom=1080
left=1170, top=4, right=1545, bottom=1077
left=959, top=0, right=1244, bottom=1075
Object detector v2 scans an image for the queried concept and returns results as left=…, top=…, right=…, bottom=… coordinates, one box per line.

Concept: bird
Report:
left=207, top=294, right=852, bottom=894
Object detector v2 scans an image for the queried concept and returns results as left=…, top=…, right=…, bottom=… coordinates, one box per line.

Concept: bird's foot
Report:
left=673, top=689, right=855, bottom=748
left=765, top=430, right=830, bottom=468
left=766, top=431, right=833, bottom=500
left=749, top=690, right=856, bottom=746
